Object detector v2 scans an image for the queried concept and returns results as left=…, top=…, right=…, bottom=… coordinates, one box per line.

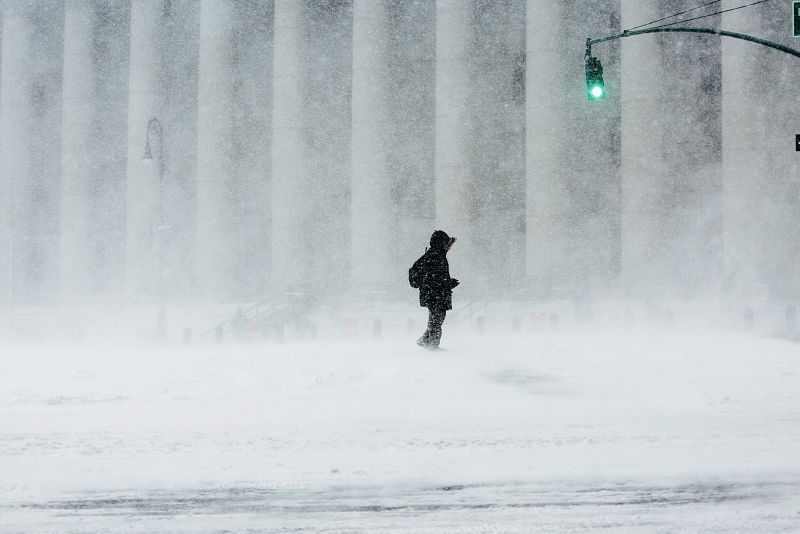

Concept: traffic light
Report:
left=585, top=56, right=605, bottom=101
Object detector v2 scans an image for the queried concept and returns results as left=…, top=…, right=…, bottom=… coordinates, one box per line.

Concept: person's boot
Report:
left=417, top=330, right=431, bottom=348
left=428, top=331, right=442, bottom=349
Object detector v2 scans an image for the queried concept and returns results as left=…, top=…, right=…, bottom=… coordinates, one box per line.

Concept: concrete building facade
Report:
left=0, top=0, right=797, bottom=306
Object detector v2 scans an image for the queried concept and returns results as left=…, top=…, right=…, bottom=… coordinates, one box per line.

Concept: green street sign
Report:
left=795, top=1, right=800, bottom=37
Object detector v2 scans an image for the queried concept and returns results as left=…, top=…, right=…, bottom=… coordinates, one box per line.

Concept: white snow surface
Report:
left=1, top=327, right=800, bottom=532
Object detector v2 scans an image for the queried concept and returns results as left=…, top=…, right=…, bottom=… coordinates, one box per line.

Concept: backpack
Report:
left=408, top=253, right=426, bottom=289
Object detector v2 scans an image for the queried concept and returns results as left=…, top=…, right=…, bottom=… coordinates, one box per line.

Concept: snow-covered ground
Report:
left=1, top=326, right=799, bottom=532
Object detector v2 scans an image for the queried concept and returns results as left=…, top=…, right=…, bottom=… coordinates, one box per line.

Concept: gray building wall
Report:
left=1, top=0, right=797, bottom=307
left=620, top=0, right=722, bottom=298
left=722, top=0, right=800, bottom=301
left=0, top=0, right=64, bottom=306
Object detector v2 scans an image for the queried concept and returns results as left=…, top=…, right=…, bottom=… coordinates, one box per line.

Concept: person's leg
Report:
left=418, top=308, right=434, bottom=346
left=429, top=308, right=446, bottom=347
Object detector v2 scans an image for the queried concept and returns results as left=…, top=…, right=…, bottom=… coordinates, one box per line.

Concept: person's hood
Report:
left=429, top=230, right=454, bottom=251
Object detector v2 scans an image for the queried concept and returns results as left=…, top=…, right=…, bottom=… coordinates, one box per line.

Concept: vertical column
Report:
left=127, top=0, right=199, bottom=303
left=722, top=1, right=800, bottom=299
left=721, top=1, right=766, bottom=299
left=272, top=0, right=352, bottom=294
left=526, top=1, right=568, bottom=290
left=0, top=2, right=7, bottom=318
left=234, top=1, right=273, bottom=300
left=61, top=0, right=129, bottom=302
left=126, top=0, right=164, bottom=300
left=621, top=1, right=722, bottom=297
left=435, top=0, right=474, bottom=281
left=388, top=0, right=436, bottom=292
left=659, top=10, right=722, bottom=296
left=196, top=0, right=236, bottom=300
left=0, top=0, right=63, bottom=306
left=470, top=0, right=525, bottom=292
left=95, top=1, right=131, bottom=302
left=61, top=0, right=94, bottom=301
left=351, top=0, right=393, bottom=292
left=0, top=1, right=19, bottom=312
left=306, top=1, right=352, bottom=292
left=160, top=0, right=200, bottom=302
left=271, top=0, right=309, bottom=289
left=620, top=1, right=671, bottom=295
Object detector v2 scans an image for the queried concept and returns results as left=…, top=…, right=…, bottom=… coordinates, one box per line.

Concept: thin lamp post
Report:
left=142, top=117, right=167, bottom=343
left=6, top=157, right=17, bottom=328
left=6, top=197, right=13, bottom=328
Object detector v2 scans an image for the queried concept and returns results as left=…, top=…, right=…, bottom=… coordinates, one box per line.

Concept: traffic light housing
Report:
left=585, top=56, right=605, bottom=101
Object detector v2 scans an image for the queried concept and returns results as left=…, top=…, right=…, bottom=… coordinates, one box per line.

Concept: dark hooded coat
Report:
left=413, top=230, right=458, bottom=311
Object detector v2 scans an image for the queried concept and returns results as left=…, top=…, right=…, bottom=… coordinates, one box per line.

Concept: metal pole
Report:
left=7, top=232, right=12, bottom=327
left=7, top=166, right=15, bottom=330
left=588, top=27, right=800, bottom=61
left=157, top=134, right=166, bottom=344
left=146, top=117, right=167, bottom=343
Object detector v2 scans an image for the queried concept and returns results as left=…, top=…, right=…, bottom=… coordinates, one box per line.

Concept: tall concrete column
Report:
left=271, top=0, right=310, bottom=289
left=661, top=11, right=722, bottom=297
left=722, top=1, right=800, bottom=300
left=196, top=0, right=236, bottom=300
left=526, top=1, right=566, bottom=288
left=160, top=1, right=200, bottom=303
left=233, top=1, right=273, bottom=300
left=390, top=0, right=436, bottom=288
left=620, top=0, right=665, bottom=295
left=437, top=0, right=526, bottom=295
left=61, top=0, right=94, bottom=302
left=306, top=0, right=352, bottom=293
left=351, top=0, right=436, bottom=297
left=620, top=1, right=722, bottom=297
left=61, top=0, right=129, bottom=303
left=0, top=0, right=63, bottom=306
left=272, top=0, right=352, bottom=294
left=126, top=0, right=164, bottom=300
left=126, top=0, right=199, bottom=303
left=0, top=1, right=6, bottom=313
left=351, top=0, right=393, bottom=291
left=0, top=1, right=20, bottom=312
left=471, top=0, right=525, bottom=293
left=435, top=0, right=474, bottom=281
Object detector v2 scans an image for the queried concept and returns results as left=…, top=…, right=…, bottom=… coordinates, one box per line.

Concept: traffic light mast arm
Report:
left=587, top=27, right=800, bottom=61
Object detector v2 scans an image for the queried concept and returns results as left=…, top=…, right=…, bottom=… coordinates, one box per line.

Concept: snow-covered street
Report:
left=2, top=327, right=799, bottom=532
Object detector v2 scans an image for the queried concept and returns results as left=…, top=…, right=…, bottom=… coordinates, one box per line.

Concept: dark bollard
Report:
left=183, top=327, right=192, bottom=345
left=744, top=307, right=754, bottom=331
left=786, top=305, right=796, bottom=335
left=476, top=316, right=486, bottom=333
left=215, top=326, right=224, bottom=343
left=512, top=316, right=521, bottom=331
left=407, top=318, right=416, bottom=333
left=373, top=319, right=382, bottom=338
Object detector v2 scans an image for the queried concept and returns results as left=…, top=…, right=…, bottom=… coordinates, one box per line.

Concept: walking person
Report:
left=409, top=230, right=459, bottom=349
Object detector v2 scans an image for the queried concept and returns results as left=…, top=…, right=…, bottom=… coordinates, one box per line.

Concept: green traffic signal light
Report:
left=585, top=56, right=605, bottom=101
